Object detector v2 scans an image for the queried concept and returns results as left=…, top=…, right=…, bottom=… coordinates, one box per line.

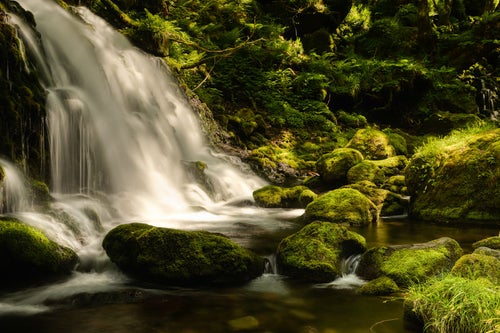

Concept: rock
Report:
left=102, top=223, right=264, bottom=285
left=473, top=246, right=500, bottom=260
left=345, top=128, right=396, bottom=160
left=405, top=128, right=500, bottom=224
left=227, top=315, right=259, bottom=331
left=315, top=148, right=364, bottom=185
left=346, top=161, right=385, bottom=185
left=253, top=185, right=317, bottom=208
left=421, top=112, right=482, bottom=135
left=0, top=218, right=78, bottom=289
left=371, top=155, right=409, bottom=177
left=276, top=221, right=366, bottom=282
left=451, top=253, right=500, bottom=284
left=357, top=237, right=463, bottom=287
left=358, top=276, right=399, bottom=296
left=472, top=235, right=500, bottom=250
left=303, top=188, right=379, bottom=226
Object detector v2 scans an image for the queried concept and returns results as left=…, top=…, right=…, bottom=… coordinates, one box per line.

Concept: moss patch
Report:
left=276, top=221, right=366, bottom=282
left=253, top=185, right=317, bottom=208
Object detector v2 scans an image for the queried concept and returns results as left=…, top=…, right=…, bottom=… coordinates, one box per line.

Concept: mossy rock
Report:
left=357, top=237, right=463, bottom=287
left=473, top=247, right=500, bottom=260
left=315, top=148, right=364, bottom=185
left=346, top=161, right=385, bottom=185
left=276, top=221, right=366, bottom=282
left=405, top=128, right=500, bottom=225
left=0, top=218, right=78, bottom=289
left=343, top=181, right=406, bottom=216
left=303, top=188, right=379, bottom=226
left=358, top=276, right=399, bottom=296
left=472, top=235, right=500, bottom=250
left=382, top=175, right=407, bottom=195
left=451, top=253, right=500, bottom=284
left=102, top=223, right=264, bottom=285
left=253, top=185, right=317, bottom=208
left=345, top=128, right=396, bottom=160
left=371, top=156, right=409, bottom=177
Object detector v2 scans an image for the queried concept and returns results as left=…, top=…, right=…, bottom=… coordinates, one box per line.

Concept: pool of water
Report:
left=0, top=217, right=497, bottom=333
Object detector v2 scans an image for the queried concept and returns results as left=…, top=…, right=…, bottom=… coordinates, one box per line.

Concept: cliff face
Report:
left=0, top=1, right=48, bottom=180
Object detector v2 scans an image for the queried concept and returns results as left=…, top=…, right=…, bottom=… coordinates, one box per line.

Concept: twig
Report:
left=370, top=318, right=399, bottom=333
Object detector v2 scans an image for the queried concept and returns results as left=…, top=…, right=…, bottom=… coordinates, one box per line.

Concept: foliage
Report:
left=406, top=275, right=500, bottom=333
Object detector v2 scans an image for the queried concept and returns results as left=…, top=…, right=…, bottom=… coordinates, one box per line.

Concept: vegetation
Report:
left=405, top=275, right=500, bottom=333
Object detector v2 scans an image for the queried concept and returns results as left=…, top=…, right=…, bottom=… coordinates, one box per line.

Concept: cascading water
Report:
left=0, top=158, right=30, bottom=214
left=314, top=254, right=366, bottom=289
left=0, top=0, right=303, bottom=315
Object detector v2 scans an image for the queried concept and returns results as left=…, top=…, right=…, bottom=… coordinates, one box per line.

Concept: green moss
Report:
left=304, top=188, right=378, bottom=226
left=103, top=223, right=263, bottom=285
left=315, top=148, right=364, bottom=184
left=0, top=218, right=78, bottom=287
left=473, top=236, right=500, bottom=250
left=253, top=185, right=317, bottom=208
left=358, top=276, right=399, bottom=296
left=346, top=160, right=385, bottom=185
left=346, top=128, right=396, bottom=160
left=451, top=253, right=500, bottom=284
left=276, top=221, right=366, bottom=282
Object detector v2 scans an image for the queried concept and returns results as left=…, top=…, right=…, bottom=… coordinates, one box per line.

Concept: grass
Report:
left=405, top=274, right=500, bottom=333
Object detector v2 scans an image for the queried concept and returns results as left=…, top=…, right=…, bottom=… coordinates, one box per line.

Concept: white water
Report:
left=314, top=254, right=365, bottom=289
left=0, top=158, right=30, bottom=214
left=0, top=0, right=303, bottom=314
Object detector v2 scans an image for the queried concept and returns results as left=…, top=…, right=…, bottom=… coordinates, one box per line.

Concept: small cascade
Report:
left=315, top=254, right=365, bottom=289
left=480, top=80, right=499, bottom=121
left=264, top=254, right=278, bottom=275
left=0, top=158, right=30, bottom=213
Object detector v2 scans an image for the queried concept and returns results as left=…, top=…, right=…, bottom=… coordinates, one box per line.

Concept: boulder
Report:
left=358, top=276, right=399, bottom=296
left=451, top=253, right=500, bottom=284
left=303, top=188, right=379, bottom=226
left=356, top=237, right=463, bottom=287
left=346, top=161, right=385, bottom=185
left=102, top=223, right=264, bottom=285
left=315, top=148, right=364, bottom=185
left=405, top=128, right=500, bottom=224
left=345, top=128, right=396, bottom=160
left=276, top=221, right=366, bottom=282
left=472, top=235, right=500, bottom=250
left=0, top=218, right=78, bottom=289
left=253, top=185, right=317, bottom=208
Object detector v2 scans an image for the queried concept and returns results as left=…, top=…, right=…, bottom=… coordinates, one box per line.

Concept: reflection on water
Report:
left=0, top=218, right=496, bottom=333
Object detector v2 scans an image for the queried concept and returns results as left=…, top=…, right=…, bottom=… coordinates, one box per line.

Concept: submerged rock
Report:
left=358, top=276, right=399, bottom=296
left=276, top=221, right=366, bottom=282
left=0, top=218, right=78, bottom=289
left=356, top=237, right=463, bottom=287
left=303, top=188, right=379, bottom=226
left=102, top=223, right=264, bottom=285
left=253, top=185, right=317, bottom=208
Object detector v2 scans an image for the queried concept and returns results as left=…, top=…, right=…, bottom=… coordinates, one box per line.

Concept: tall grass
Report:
left=406, top=274, right=500, bottom=333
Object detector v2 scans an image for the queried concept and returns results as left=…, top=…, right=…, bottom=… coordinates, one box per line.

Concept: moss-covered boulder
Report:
left=405, top=127, right=500, bottom=224
left=451, top=253, right=500, bottom=284
left=102, top=223, right=264, bottom=285
left=357, top=237, right=463, bottom=287
left=358, top=276, right=399, bottom=296
left=473, top=247, right=500, bottom=260
left=371, top=155, right=409, bottom=177
left=346, top=161, right=385, bottom=185
left=382, top=175, right=407, bottom=195
left=315, top=148, right=364, bottom=185
left=0, top=218, right=78, bottom=289
left=276, top=222, right=366, bottom=282
left=304, top=188, right=379, bottom=226
left=473, top=235, right=500, bottom=250
left=345, top=128, right=396, bottom=160
left=253, top=185, right=317, bottom=208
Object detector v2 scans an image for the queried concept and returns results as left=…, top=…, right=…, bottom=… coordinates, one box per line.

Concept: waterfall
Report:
left=0, top=158, right=30, bottom=214
left=314, top=254, right=366, bottom=289
left=13, top=0, right=264, bottom=220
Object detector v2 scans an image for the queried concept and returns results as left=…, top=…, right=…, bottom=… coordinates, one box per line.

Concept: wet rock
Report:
left=357, top=237, right=463, bottom=287
left=303, top=188, right=379, bottom=226
left=315, top=148, right=364, bottom=185
left=358, top=276, right=399, bottom=296
left=227, top=315, right=259, bottom=331
left=276, top=221, right=366, bottom=282
left=103, top=223, right=264, bottom=286
left=0, top=217, right=79, bottom=289
left=253, top=185, right=317, bottom=208
left=345, top=128, right=396, bottom=160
